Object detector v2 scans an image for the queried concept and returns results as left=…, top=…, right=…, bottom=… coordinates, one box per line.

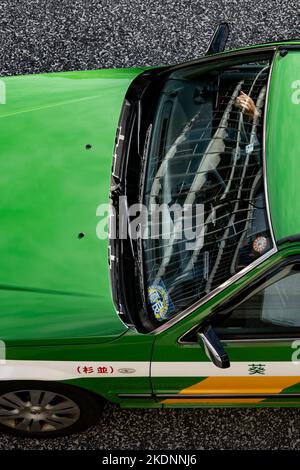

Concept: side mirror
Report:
left=197, top=325, right=230, bottom=369
left=206, top=22, right=230, bottom=56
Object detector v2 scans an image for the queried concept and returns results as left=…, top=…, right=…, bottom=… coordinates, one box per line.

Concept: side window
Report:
left=213, top=264, right=300, bottom=338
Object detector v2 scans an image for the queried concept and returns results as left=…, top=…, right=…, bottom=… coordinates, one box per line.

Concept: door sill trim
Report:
left=156, top=393, right=300, bottom=399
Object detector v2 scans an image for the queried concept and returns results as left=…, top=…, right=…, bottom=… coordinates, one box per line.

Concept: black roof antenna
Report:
left=206, top=22, right=230, bottom=55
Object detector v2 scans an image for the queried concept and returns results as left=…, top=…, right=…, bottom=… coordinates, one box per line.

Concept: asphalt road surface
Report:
left=0, top=0, right=300, bottom=450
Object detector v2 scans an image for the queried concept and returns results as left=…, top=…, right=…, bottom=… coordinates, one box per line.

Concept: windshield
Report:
left=142, top=53, right=274, bottom=329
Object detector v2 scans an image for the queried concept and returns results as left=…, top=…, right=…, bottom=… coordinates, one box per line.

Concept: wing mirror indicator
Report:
left=197, top=325, right=230, bottom=369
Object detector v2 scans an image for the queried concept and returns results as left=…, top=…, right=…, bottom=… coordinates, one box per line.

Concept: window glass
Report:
left=214, top=265, right=300, bottom=337
left=142, top=53, right=274, bottom=327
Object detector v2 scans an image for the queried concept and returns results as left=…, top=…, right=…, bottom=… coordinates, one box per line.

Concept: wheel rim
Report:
left=0, top=389, right=80, bottom=433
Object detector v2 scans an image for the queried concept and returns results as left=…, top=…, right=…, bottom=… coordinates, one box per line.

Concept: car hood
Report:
left=0, top=67, right=147, bottom=345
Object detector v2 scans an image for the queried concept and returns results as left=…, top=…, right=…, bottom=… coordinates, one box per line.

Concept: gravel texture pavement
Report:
left=2, top=404, right=300, bottom=450
left=0, top=0, right=299, bottom=450
left=0, top=0, right=299, bottom=76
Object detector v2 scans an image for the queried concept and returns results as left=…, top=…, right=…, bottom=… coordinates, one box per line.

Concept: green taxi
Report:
left=1, top=27, right=300, bottom=437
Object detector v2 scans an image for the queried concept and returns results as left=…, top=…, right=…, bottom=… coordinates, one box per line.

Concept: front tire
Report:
left=0, top=381, right=105, bottom=438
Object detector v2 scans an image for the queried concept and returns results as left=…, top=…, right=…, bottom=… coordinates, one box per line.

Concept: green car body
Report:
left=2, top=40, right=300, bottom=436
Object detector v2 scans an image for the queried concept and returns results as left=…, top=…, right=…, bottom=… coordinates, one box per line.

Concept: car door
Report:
left=151, top=255, right=300, bottom=406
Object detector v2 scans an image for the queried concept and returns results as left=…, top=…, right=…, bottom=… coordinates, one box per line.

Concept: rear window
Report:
left=142, top=53, right=274, bottom=328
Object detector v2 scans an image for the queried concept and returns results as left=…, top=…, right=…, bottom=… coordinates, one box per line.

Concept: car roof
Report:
left=265, top=47, right=300, bottom=244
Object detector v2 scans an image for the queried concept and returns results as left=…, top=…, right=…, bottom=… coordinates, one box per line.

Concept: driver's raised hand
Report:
left=235, top=90, right=260, bottom=119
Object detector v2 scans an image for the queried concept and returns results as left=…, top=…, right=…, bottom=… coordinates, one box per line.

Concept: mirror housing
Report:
left=206, top=22, right=230, bottom=56
left=197, top=325, right=230, bottom=369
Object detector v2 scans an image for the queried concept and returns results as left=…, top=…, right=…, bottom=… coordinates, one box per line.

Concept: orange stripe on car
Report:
left=161, top=376, right=300, bottom=405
